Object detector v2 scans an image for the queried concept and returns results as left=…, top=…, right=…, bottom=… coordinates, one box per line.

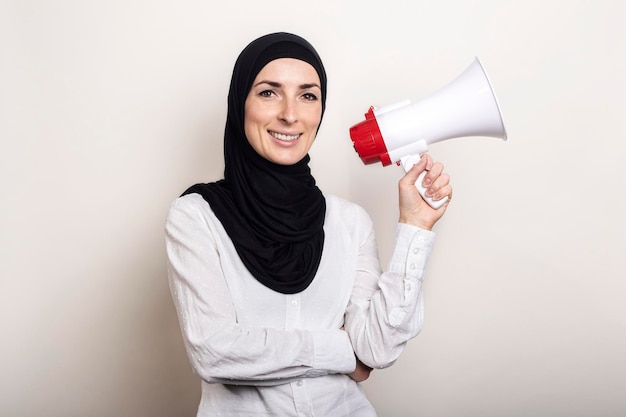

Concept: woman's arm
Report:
left=166, top=195, right=356, bottom=385
left=344, top=220, right=435, bottom=369
left=344, top=155, right=450, bottom=369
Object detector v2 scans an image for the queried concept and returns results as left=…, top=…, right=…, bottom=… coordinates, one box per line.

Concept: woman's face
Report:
left=244, top=58, right=322, bottom=165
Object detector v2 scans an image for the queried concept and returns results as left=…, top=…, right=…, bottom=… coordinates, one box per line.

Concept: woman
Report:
left=166, top=32, right=452, bottom=416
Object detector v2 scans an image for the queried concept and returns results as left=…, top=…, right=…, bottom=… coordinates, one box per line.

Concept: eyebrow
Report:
left=253, top=80, right=321, bottom=90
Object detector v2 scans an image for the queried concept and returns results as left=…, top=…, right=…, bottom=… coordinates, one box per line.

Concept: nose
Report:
left=279, top=98, right=297, bottom=124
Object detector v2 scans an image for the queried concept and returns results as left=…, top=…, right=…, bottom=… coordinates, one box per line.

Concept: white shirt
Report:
left=166, top=193, right=435, bottom=417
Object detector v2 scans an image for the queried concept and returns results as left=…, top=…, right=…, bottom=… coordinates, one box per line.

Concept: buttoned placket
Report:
left=284, top=294, right=314, bottom=416
left=291, top=377, right=314, bottom=417
left=285, top=294, right=301, bottom=330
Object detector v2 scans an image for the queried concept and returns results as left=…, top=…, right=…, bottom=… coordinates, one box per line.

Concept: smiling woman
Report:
left=244, top=58, right=323, bottom=165
left=165, top=31, right=452, bottom=417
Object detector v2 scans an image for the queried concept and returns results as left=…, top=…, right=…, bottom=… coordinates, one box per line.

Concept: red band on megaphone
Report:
left=349, top=107, right=391, bottom=166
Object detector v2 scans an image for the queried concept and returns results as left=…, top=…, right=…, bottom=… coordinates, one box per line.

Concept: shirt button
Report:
left=296, top=380, right=303, bottom=386
left=409, top=263, right=416, bottom=270
left=413, top=248, right=419, bottom=254
left=291, top=299, right=298, bottom=307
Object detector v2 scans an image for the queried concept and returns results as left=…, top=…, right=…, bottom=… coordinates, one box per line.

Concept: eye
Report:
left=302, top=92, right=318, bottom=101
left=259, top=89, right=275, bottom=98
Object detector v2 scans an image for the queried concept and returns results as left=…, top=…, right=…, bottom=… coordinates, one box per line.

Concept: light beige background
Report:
left=2, top=0, right=625, bottom=416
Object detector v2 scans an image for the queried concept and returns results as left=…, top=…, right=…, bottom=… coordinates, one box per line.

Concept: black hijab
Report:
left=182, top=32, right=327, bottom=294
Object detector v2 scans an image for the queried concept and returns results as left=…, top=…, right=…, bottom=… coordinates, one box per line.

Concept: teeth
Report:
left=271, top=131, right=299, bottom=141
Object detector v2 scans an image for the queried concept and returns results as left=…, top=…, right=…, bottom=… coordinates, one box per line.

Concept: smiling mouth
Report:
left=269, top=131, right=300, bottom=142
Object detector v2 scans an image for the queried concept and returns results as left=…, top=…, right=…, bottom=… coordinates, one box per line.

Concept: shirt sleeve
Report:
left=165, top=196, right=356, bottom=386
left=343, top=212, right=436, bottom=369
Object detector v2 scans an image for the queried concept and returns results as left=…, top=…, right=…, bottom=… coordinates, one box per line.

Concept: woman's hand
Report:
left=348, top=358, right=373, bottom=382
left=398, top=154, right=452, bottom=231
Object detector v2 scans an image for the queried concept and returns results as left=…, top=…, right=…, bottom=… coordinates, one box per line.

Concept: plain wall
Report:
left=2, top=0, right=625, bottom=416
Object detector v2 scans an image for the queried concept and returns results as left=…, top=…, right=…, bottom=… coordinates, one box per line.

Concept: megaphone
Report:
left=349, top=57, right=507, bottom=209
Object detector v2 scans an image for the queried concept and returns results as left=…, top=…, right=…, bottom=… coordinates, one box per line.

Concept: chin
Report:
left=268, top=151, right=307, bottom=165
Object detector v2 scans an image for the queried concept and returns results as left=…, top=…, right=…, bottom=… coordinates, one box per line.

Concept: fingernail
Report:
left=423, top=178, right=431, bottom=186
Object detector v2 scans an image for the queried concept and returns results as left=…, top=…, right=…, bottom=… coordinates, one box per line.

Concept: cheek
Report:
left=244, top=102, right=273, bottom=129
left=243, top=107, right=265, bottom=139
left=303, top=106, right=323, bottom=129
left=243, top=122, right=263, bottom=153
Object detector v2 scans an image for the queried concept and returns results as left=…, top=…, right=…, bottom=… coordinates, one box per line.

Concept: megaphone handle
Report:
left=400, top=155, right=449, bottom=210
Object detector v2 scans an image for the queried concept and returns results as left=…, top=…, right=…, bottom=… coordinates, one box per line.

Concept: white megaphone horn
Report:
left=349, top=57, right=507, bottom=209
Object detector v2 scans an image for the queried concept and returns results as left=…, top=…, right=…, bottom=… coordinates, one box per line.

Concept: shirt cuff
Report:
left=307, top=329, right=356, bottom=377
left=388, top=223, right=436, bottom=280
